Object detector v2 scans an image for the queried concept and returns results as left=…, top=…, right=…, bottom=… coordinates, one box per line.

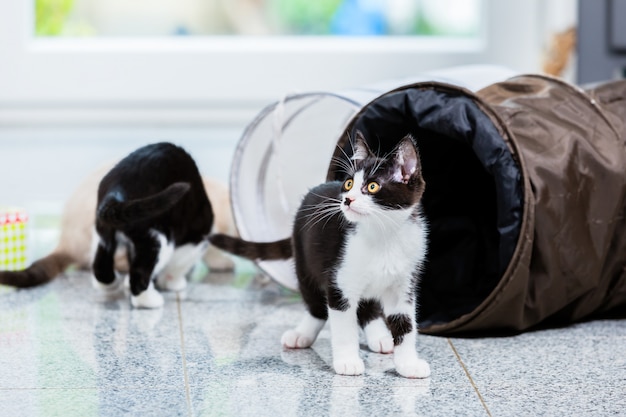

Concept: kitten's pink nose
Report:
left=344, top=197, right=354, bottom=206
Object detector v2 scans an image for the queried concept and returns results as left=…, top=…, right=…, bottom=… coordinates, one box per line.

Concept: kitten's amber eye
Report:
left=367, top=182, right=381, bottom=194
left=343, top=179, right=354, bottom=191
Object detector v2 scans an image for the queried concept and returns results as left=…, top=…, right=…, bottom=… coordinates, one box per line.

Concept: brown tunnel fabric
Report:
left=327, top=75, right=626, bottom=335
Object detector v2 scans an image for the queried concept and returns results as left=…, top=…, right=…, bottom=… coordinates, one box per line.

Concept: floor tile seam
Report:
left=0, top=386, right=185, bottom=391
left=461, top=380, right=626, bottom=392
left=447, top=338, right=492, bottom=417
left=0, top=387, right=102, bottom=391
left=184, top=380, right=440, bottom=389
left=176, top=293, right=194, bottom=417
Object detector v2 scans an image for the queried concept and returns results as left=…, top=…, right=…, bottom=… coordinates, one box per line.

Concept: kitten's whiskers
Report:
left=331, top=156, right=355, bottom=176
left=299, top=200, right=341, bottom=231
left=334, top=142, right=358, bottom=176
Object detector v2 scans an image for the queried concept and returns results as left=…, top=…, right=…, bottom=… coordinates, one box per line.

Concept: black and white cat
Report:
left=92, top=142, right=214, bottom=309
left=210, top=131, right=430, bottom=378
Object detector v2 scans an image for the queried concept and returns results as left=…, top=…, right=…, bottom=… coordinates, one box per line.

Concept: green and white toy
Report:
left=0, top=207, right=28, bottom=271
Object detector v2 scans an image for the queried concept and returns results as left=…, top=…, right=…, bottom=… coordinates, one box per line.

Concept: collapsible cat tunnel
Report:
left=229, top=65, right=626, bottom=335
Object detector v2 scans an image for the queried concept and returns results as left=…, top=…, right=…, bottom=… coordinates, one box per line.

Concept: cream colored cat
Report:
left=0, top=161, right=235, bottom=288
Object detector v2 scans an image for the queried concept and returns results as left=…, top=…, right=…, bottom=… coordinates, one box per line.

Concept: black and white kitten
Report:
left=92, top=142, right=214, bottom=309
left=210, top=131, right=430, bottom=378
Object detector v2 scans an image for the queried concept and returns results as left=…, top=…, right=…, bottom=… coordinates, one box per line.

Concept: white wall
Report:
left=0, top=127, right=239, bottom=208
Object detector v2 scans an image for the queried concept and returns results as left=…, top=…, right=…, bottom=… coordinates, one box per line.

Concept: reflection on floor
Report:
left=0, top=265, right=624, bottom=417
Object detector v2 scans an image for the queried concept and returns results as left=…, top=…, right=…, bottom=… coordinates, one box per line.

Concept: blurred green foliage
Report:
left=33, top=0, right=476, bottom=38
left=35, top=0, right=75, bottom=36
left=268, top=0, right=342, bottom=35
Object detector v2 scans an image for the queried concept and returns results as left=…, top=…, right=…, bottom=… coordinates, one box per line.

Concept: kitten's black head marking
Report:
left=348, top=130, right=425, bottom=210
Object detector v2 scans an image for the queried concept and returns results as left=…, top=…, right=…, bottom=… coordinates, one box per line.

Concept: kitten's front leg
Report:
left=383, top=295, right=430, bottom=379
left=389, top=316, right=430, bottom=379
left=128, top=232, right=164, bottom=309
left=358, top=299, right=394, bottom=354
left=131, top=280, right=164, bottom=309
left=363, top=317, right=394, bottom=354
left=156, top=242, right=206, bottom=291
left=92, top=234, right=121, bottom=292
left=328, top=306, right=364, bottom=375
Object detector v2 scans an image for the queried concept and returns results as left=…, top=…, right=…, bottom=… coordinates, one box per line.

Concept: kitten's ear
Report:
left=351, top=130, right=374, bottom=161
left=391, top=135, right=421, bottom=184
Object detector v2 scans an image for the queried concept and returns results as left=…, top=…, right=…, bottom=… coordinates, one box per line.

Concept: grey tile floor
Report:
left=1, top=264, right=625, bottom=417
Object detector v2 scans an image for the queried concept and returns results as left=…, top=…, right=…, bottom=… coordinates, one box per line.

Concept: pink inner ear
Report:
left=393, top=169, right=412, bottom=184
left=351, top=132, right=372, bottom=161
left=352, top=146, right=369, bottom=161
left=394, top=140, right=418, bottom=184
left=392, top=171, right=404, bottom=183
left=403, top=157, right=417, bottom=178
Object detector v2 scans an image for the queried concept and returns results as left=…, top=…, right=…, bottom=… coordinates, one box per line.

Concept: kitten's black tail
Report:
left=0, top=252, right=75, bottom=288
left=97, top=182, right=190, bottom=228
left=209, top=234, right=292, bottom=261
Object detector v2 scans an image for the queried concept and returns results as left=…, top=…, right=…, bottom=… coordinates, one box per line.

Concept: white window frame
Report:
left=0, top=0, right=550, bottom=128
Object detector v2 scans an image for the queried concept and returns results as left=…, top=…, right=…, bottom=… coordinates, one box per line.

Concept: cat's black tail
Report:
left=0, top=252, right=74, bottom=288
left=97, top=182, right=190, bottom=228
left=209, top=234, right=292, bottom=261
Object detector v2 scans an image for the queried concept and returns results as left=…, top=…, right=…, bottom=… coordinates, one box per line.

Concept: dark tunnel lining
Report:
left=328, top=86, right=523, bottom=328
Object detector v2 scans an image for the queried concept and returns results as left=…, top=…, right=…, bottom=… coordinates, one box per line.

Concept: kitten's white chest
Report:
left=337, top=219, right=427, bottom=298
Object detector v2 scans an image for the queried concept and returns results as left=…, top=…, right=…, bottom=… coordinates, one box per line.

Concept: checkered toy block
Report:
left=0, top=207, right=28, bottom=271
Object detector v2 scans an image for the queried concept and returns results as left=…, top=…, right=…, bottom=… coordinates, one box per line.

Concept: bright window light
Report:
left=35, top=0, right=481, bottom=38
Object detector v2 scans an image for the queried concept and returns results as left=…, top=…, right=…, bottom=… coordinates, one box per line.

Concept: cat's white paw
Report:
left=333, top=357, right=365, bottom=376
left=368, top=336, right=394, bottom=354
left=91, top=275, right=120, bottom=293
left=395, top=358, right=431, bottom=379
left=281, top=329, right=314, bottom=349
left=156, top=273, right=187, bottom=292
left=131, top=286, right=165, bottom=309
left=364, top=318, right=394, bottom=354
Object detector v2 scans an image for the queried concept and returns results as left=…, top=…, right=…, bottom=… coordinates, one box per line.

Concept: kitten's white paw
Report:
left=364, top=318, right=394, bottom=354
left=368, top=336, right=394, bottom=354
left=281, top=329, right=314, bottom=349
left=395, top=358, right=431, bottom=379
left=156, top=273, right=187, bottom=291
left=91, top=275, right=120, bottom=293
left=333, top=357, right=365, bottom=376
left=131, top=286, right=165, bottom=309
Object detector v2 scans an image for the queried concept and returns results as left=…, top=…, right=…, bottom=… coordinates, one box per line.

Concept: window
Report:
left=36, top=0, right=481, bottom=38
